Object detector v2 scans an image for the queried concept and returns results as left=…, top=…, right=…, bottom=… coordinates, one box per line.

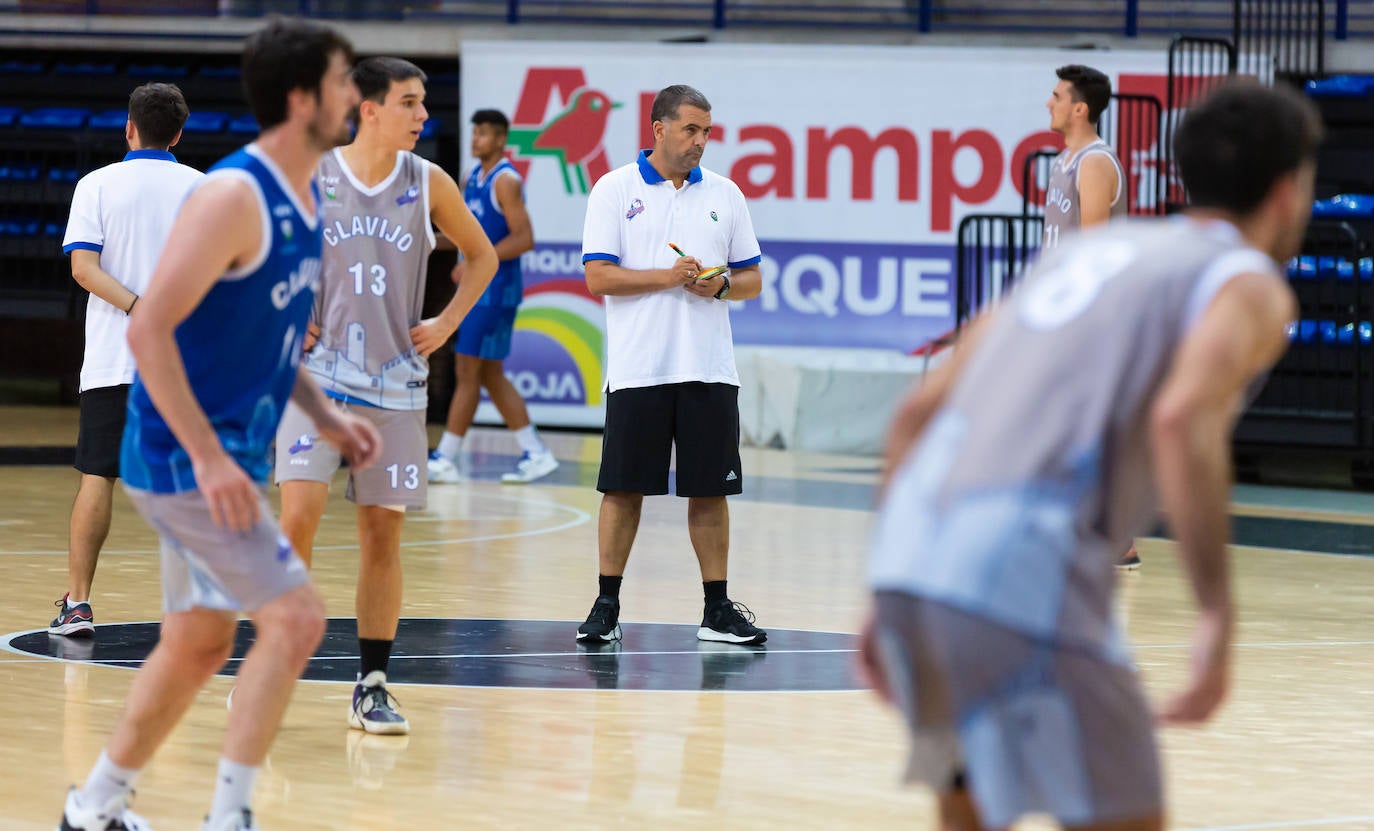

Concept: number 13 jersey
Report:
left=306, top=148, right=436, bottom=410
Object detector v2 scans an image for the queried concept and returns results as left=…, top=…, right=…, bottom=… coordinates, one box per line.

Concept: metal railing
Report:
left=0, top=0, right=1362, bottom=40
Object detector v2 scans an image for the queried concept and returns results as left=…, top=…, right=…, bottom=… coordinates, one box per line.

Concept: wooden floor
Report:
left=2, top=404, right=1374, bottom=830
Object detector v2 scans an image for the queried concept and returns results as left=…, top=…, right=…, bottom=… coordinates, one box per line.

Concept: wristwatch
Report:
left=713, top=273, right=731, bottom=300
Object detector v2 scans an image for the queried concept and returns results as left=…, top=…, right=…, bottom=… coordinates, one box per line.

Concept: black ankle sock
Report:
left=704, top=580, right=728, bottom=605
left=359, top=638, right=393, bottom=678
left=599, top=574, right=623, bottom=600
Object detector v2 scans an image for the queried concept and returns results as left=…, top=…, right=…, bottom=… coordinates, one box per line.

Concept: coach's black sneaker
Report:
left=698, top=599, right=767, bottom=645
left=576, top=595, right=622, bottom=642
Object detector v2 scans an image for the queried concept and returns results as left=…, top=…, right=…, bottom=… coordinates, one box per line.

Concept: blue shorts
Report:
left=454, top=305, right=518, bottom=360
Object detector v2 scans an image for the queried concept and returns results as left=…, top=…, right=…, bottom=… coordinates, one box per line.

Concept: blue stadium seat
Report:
left=19, top=108, right=90, bottom=130
left=88, top=109, right=129, bottom=130
left=0, top=218, right=41, bottom=237
left=229, top=114, right=259, bottom=135
left=48, top=168, right=80, bottom=183
left=1306, top=75, right=1374, bottom=99
left=199, top=66, right=241, bottom=79
left=184, top=111, right=229, bottom=133
left=54, top=62, right=116, bottom=76
left=44, top=222, right=66, bottom=238
left=0, top=164, right=41, bottom=182
left=1292, top=255, right=1317, bottom=280
left=128, top=64, right=190, bottom=79
left=0, top=61, right=44, bottom=75
left=420, top=117, right=439, bottom=139
left=0, top=106, right=21, bottom=128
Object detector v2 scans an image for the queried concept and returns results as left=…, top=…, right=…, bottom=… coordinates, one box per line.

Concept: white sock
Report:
left=79, top=751, right=139, bottom=811
left=437, top=431, right=464, bottom=460
left=208, top=757, right=258, bottom=824
left=67, top=596, right=87, bottom=609
left=513, top=425, right=546, bottom=455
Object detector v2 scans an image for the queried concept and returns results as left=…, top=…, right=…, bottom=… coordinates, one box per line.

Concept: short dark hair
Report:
left=650, top=84, right=710, bottom=124
left=353, top=56, right=427, bottom=105
left=1174, top=80, right=1324, bottom=215
left=1055, top=64, right=1111, bottom=125
left=471, top=109, right=509, bottom=133
left=241, top=17, right=354, bottom=131
left=128, top=82, right=188, bottom=148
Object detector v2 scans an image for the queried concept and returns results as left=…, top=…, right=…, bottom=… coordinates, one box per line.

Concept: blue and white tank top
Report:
left=465, top=159, right=524, bottom=308
left=122, top=143, right=322, bottom=493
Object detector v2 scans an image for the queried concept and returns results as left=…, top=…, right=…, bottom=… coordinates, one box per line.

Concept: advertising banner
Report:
left=459, top=42, right=1193, bottom=426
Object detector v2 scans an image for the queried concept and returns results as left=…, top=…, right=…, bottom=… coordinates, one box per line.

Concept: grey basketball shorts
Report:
left=871, top=591, right=1163, bottom=829
left=124, top=486, right=311, bottom=614
left=274, top=398, right=428, bottom=510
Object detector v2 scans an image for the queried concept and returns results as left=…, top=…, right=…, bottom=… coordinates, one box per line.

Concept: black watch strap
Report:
left=713, top=274, right=731, bottom=300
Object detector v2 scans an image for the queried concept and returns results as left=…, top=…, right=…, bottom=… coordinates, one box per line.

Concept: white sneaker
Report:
left=501, top=450, right=559, bottom=484
left=426, top=450, right=464, bottom=484
left=201, top=809, right=256, bottom=831
left=57, top=787, right=153, bottom=831
left=349, top=671, right=409, bottom=735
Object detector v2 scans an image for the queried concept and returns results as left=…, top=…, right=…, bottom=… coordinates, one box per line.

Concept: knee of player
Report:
left=258, top=588, right=327, bottom=652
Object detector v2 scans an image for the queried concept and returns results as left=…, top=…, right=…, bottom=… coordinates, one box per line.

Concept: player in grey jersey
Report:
left=1045, top=63, right=1139, bottom=571
left=860, top=81, right=1320, bottom=831
left=274, top=56, right=497, bottom=736
left=1043, top=65, right=1126, bottom=250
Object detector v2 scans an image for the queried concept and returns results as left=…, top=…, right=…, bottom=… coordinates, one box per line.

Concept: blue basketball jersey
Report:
left=465, top=159, right=524, bottom=308
left=122, top=144, right=322, bottom=493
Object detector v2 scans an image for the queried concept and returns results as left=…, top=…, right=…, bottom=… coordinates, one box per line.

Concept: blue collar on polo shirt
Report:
left=636, top=149, right=702, bottom=185
left=123, top=149, right=177, bottom=162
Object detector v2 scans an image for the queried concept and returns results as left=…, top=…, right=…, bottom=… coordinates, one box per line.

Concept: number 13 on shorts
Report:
left=386, top=463, right=421, bottom=490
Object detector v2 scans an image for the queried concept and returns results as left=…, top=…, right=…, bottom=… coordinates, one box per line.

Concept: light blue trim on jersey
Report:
left=582, top=252, right=620, bottom=264
left=324, top=389, right=379, bottom=408
left=63, top=241, right=102, bottom=254
left=728, top=255, right=762, bottom=268
left=636, top=149, right=702, bottom=185
left=123, top=149, right=177, bottom=162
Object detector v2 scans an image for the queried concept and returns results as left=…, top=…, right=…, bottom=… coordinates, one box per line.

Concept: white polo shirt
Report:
left=63, top=149, right=203, bottom=392
left=582, top=150, right=762, bottom=392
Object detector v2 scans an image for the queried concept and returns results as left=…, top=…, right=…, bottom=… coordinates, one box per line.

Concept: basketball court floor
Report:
left=1, top=403, right=1373, bottom=830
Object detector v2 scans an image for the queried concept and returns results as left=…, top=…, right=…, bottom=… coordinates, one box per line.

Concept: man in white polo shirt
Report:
left=577, top=84, right=766, bottom=646
left=48, top=82, right=203, bottom=637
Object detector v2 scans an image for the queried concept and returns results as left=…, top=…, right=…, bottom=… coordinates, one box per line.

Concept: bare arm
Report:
left=71, top=249, right=138, bottom=313
left=1150, top=270, right=1296, bottom=723
left=1077, top=154, right=1120, bottom=228
left=491, top=173, right=534, bottom=261
left=586, top=257, right=700, bottom=297
left=412, top=165, right=498, bottom=356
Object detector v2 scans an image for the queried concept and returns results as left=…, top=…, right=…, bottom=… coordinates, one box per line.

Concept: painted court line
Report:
left=1180, top=814, right=1374, bottom=830
left=0, top=491, right=591, bottom=556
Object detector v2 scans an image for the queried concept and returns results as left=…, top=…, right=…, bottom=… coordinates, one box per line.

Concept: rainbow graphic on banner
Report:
left=511, top=280, right=606, bottom=406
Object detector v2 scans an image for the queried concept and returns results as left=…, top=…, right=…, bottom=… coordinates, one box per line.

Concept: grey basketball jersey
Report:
left=869, top=218, right=1279, bottom=658
left=1043, top=140, right=1127, bottom=249
left=305, top=149, right=436, bottom=410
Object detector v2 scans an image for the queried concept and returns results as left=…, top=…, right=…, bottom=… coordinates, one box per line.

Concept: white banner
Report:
left=458, top=41, right=1202, bottom=426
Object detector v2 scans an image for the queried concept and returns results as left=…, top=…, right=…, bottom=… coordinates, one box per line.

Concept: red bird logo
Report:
left=507, top=87, right=621, bottom=195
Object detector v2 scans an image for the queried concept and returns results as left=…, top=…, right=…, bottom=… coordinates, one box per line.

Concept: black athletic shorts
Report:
left=597, top=382, right=743, bottom=497
left=74, top=384, right=130, bottom=478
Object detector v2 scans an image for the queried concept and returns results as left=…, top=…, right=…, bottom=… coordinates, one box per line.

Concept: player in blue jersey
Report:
left=429, top=108, right=559, bottom=485
left=55, top=20, right=376, bottom=831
